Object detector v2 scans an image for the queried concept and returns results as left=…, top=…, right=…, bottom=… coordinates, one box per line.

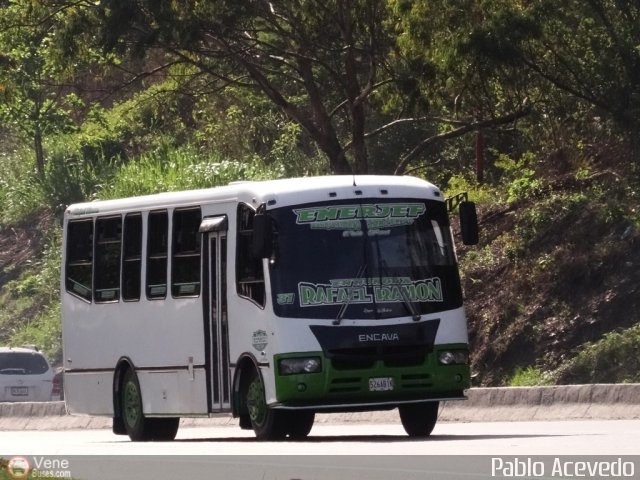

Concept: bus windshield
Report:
left=268, top=198, right=463, bottom=320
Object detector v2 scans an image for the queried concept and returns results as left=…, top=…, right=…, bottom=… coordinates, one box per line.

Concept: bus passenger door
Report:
left=202, top=219, right=231, bottom=412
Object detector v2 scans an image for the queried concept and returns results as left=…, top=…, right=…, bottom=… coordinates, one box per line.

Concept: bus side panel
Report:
left=226, top=296, right=275, bottom=400
left=62, top=295, right=208, bottom=416
left=64, top=371, right=113, bottom=416
left=138, top=369, right=208, bottom=416
left=63, top=299, right=206, bottom=369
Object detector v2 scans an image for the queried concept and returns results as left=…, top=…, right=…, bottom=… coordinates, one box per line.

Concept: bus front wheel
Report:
left=281, top=410, right=315, bottom=439
left=398, top=401, right=439, bottom=437
left=245, top=369, right=285, bottom=440
left=121, top=369, right=179, bottom=441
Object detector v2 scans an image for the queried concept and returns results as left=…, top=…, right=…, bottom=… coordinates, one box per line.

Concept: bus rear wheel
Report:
left=121, top=369, right=179, bottom=441
left=398, top=401, right=439, bottom=437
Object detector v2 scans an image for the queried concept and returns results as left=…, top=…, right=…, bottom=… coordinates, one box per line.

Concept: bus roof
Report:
left=65, top=175, right=442, bottom=218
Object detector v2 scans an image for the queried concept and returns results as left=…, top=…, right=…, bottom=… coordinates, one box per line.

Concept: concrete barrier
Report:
left=438, top=384, right=640, bottom=422
left=1, top=384, right=639, bottom=430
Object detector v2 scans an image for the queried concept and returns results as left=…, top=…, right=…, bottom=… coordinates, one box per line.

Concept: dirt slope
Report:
left=461, top=146, right=640, bottom=385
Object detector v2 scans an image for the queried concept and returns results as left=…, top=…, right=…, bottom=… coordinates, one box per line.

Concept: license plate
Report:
left=10, top=386, right=28, bottom=396
left=368, top=377, right=394, bottom=392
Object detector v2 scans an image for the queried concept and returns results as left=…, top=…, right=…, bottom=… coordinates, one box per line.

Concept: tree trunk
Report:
left=340, top=2, right=368, bottom=174
left=324, top=143, right=353, bottom=175
left=34, top=127, right=45, bottom=179
left=475, top=130, right=485, bottom=183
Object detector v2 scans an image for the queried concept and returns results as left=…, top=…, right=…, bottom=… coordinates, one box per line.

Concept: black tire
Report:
left=238, top=413, right=254, bottom=430
left=244, top=368, right=286, bottom=440
left=112, top=415, right=127, bottom=435
left=398, top=401, right=439, bottom=437
left=147, top=417, right=180, bottom=441
left=121, top=369, right=179, bottom=441
left=281, top=411, right=315, bottom=439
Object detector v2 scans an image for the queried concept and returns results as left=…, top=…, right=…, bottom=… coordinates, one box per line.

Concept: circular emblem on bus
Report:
left=7, top=457, right=30, bottom=479
left=252, top=330, right=268, bottom=351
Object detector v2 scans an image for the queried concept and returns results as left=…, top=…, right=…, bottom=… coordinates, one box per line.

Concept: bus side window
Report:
left=122, top=213, right=142, bottom=301
left=146, top=210, right=168, bottom=299
left=94, top=216, right=122, bottom=303
left=172, top=207, right=202, bottom=298
left=66, top=219, right=94, bottom=302
left=236, top=204, right=265, bottom=307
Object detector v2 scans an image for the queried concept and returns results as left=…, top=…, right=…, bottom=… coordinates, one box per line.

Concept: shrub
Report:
left=509, top=366, right=555, bottom=386
left=100, top=143, right=284, bottom=200
left=0, top=148, right=44, bottom=224
left=555, top=324, right=640, bottom=384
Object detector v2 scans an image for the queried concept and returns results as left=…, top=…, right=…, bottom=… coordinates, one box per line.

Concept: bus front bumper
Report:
left=273, top=344, right=470, bottom=410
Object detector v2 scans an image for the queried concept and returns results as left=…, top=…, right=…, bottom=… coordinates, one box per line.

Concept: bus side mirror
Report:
left=459, top=201, right=479, bottom=246
left=253, top=213, right=273, bottom=258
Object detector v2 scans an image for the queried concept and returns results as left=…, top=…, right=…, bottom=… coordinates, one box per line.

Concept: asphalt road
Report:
left=2, top=421, right=639, bottom=479
left=2, top=419, right=639, bottom=455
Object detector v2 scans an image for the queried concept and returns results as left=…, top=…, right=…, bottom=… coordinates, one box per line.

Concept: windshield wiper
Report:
left=378, top=257, right=422, bottom=322
left=333, top=263, right=367, bottom=326
left=367, top=213, right=421, bottom=321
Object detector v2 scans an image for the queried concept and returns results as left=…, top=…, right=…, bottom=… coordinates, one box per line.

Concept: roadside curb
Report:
left=1, top=384, right=639, bottom=430
left=438, top=384, right=640, bottom=422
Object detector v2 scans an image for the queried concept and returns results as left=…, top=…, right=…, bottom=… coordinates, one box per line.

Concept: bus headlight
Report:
left=438, top=350, right=469, bottom=365
left=279, top=357, right=322, bottom=375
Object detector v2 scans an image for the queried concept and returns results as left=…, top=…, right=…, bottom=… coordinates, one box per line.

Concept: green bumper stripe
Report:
left=274, top=344, right=470, bottom=406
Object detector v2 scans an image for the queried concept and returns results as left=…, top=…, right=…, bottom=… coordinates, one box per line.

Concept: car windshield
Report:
left=0, top=352, right=49, bottom=375
left=268, top=198, right=463, bottom=320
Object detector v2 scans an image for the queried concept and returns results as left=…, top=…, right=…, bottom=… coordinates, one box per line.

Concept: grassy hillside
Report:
left=458, top=144, right=640, bottom=385
left=0, top=209, right=60, bottom=363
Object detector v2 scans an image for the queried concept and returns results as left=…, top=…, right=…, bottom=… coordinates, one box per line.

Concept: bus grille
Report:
left=329, top=377, right=361, bottom=393
left=328, top=345, right=427, bottom=370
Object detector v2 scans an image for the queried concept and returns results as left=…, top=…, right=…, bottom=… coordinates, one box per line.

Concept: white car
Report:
left=0, top=347, right=55, bottom=402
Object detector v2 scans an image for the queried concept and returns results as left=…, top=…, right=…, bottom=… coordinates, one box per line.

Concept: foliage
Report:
left=39, top=141, right=115, bottom=210
left=494, top=152, right=546, bottom=202
left=0, top=1, right=88, bottom=176
left=9, top=303, right=62, bottom=365
left=389, top=0, right=536, bottom=174
left=91, top=0, right=400, bottom=173
left=100, top=143, right=285, bottom=200
left=445, top=173, right=501, bottom=207
left=555, top=324, right=640, bottom=384
left=459, top=0, right=640, bottom=133
left=0, top=150, right=44, bottom=225
left=509, top=366, right=554, bottom=387
left=191, top=84, right=330, bottom=177
left=0, top=143, right=112, bottom=224
left=0, top=228, right=61, bottom=363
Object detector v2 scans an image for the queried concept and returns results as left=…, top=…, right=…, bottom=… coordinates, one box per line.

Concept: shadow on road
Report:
left=167, top=431, right=573, bottom=443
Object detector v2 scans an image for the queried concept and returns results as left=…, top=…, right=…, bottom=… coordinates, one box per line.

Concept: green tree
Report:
left=91, top=0, right=532, bottom=175
left=92, top=0, right=398, bottom=173
left=456, top=0, right=640, bottom=134
left=0, top=1, right=85, bottom=178
left=389, top=0, right=533, bottom=176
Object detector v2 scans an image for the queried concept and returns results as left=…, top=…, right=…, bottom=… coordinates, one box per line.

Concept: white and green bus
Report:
left=61, top=175, right=478, bottom=441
